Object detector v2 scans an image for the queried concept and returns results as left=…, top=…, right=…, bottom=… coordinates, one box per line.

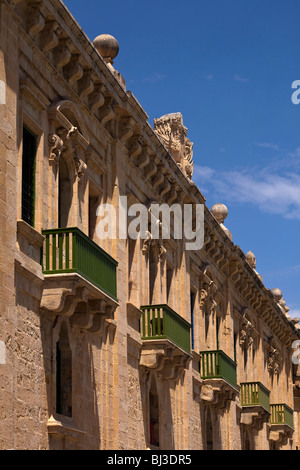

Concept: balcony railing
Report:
left=199, top=350, right=237, bottom=389
left=41, top=227, right=118, bottom=300
left=140, top=304, right=191, bottom=354
left=270, top=404, right=294, bottom=429
left=240, top=382, right=270, bottom=412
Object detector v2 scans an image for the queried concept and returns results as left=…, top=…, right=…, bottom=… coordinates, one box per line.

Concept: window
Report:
left=216, top=316, right=220, bottom=350
left=190, top=291, right=195, bottom=350
left=149, top=391, right=159, bottom=447
left=234, top=332, right=237, bottom=363
left=56, top=322, right=72, bottom=417
left=149, top=376, right=160, bottom=447
left=205, top=407, right=213, bottom=450
left=21, top=126, right=37, bottom=226
left=166, top=266, right=173, bottom=303
left=149, top=247, right=157, bottom=305
left=58, top=157, right=72, bottom=228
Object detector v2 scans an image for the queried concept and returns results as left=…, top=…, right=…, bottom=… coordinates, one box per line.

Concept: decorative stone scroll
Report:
left=264, top=337, right=281, bottom=375
left=154, top=113, right=194, bottom=180
left=239, top=308, right=258, bottom=351
left=48, top=133, right=64, bottom=165
left=199, top=380, right=238, bottom=410
left=198, top=264, right=217, bottom=315
left=141, top=203, right=167, bottom=263
left=48, top=100, right=90, bottom=181
left=139, top=343, right=190, bottom=383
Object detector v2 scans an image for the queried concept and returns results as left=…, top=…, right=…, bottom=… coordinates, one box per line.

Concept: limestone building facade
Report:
left=0, top=0, right=300, bottom=450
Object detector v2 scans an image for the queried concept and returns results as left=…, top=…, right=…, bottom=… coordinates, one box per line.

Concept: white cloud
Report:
left=289, top=309, right=300, bottom=319
left=289, top=147, right=300, bottom=158
left=234, top=74, right=250, bottom=83
left=194, top=164, right=300, bottom=220
left=143, top=73, right=166, bottom=83
left=253, top=141, right=279, bottom=150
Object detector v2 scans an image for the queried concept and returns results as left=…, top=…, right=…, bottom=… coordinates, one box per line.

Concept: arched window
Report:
left=21, top=126, right=37, bottom=227
left=56, top=322, right=72, bottom=417
left=205, top=406, right=213, bottom=450
left=58, top=157, right=73, bottom=228
left=242, top=427, right=254, bottom=450
left=149, top=246, right=158, bottom=305
left=149, top=376, right=160, bottom=447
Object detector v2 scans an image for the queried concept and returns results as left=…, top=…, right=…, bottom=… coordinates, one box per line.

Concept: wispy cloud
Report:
left=234, top=73, right=250, bottom=83
left=194, top=163, right=300, bottom=220
left=290, top=309, right=300, bottom=319
left=143, top=73, right=166, bottom=83
left=266, top=264, right=300, bottom=279
left=253, top=141, right=279, bottom=151
left=289, top=147, right=300, bottom=158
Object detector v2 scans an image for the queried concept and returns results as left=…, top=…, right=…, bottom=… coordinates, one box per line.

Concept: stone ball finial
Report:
left=93, top=34, right=119, bottom=63
left=271, top=288, right=283, bottom=302
left=211, top=203, right=228, bottom=224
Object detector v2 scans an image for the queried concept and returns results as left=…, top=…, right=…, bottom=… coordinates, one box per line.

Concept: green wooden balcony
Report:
left=140, top=304, right=191, bottom=355
left=199, top=350, right=237, bottom=389
left=270, top=404, right=294, bottom=429
left=41, top=227, right=118, bottom=301
left=240, top=382, right=270, bottom=412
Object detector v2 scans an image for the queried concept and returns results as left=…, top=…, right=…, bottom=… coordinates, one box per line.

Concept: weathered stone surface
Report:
left=0, top=0, right=298, bottom=452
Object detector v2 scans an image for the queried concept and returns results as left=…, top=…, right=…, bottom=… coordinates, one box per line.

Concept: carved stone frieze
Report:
left=154, top=113, right=194, bottom=180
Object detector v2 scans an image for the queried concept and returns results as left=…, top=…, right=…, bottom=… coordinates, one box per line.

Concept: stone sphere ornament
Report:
left=211, top=203, right=228, bottom=224
left=93, top=34, right=119, bottom=64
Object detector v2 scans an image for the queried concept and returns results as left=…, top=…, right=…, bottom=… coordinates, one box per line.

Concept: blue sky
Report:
left=63, top=0, right=300, bottom=317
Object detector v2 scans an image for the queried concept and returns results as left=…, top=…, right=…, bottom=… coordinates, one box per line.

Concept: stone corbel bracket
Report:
left=268, top=424, right=293, bottom=446
left=40, top=273, right=118, bottom=335
left=240, top=406, right=270, bottom=432
left=199, top=379, right=238, bottom=410
left=139, top=340, right=191, bottom=383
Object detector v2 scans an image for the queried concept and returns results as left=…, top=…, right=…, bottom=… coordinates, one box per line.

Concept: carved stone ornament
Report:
left=265, top=337, right=281, bottom=375
left=239, top=309, right=257, bottom=350
left=139, top=343, right=191, bottom=383
left=141, top=205, right=166, bottom=263
left=199, top=275, right=217, bottom=315
left=154, top=113, right=194, bottom=180
left=54, top=125, right=87, bottom=182
left=48, top=133, right=64, bottom=165
left=271, top=288, right=292, bottom=322
left=48, top=99, right=90, bottom=180
left=40, top=274, right=118, bottom=336
left=245, top=251, right=263, bottom=283
left=199, top=380, right=238, bottom=410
